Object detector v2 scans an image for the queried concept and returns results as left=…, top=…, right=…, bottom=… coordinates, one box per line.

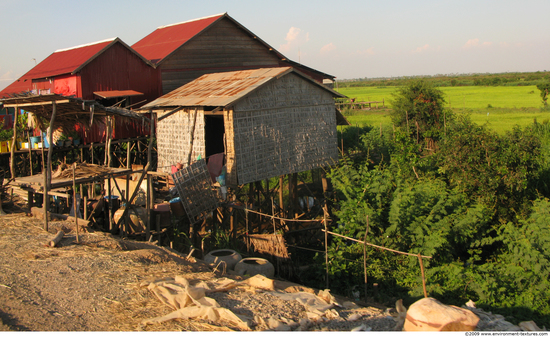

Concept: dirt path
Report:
left=0, top=198, right=535, bottom=331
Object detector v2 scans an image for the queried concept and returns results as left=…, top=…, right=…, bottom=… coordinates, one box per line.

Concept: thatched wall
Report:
left=156, top=108, right=205, bottom=172
left=228, top=73, right=338, bottom=185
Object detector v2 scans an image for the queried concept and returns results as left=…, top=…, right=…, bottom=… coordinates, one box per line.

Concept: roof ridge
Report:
left=157, top=13, right=225, bottom=29
left=54, top=38, right=117, bottom=53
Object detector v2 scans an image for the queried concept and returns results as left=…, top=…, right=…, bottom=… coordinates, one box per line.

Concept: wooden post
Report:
left=72, top=163, right=80, bottom=244
left=27, top=128, right=33, bottom=176
left=125, top=173, right=130, bottom=236
left=105, top=117, right=112, bottom=167
left=146, top=173, right=151, bottom=241
left=256, top=181, right=262, bottom=233
left=187, top=108, right=198, bottom=165
left=107, top=176, right=112, bottom=231
left=230, top=207, right=235, bottom=239
left=271, top=197, right=276, bottom=234
left=126, top=141, right=131, bottom=169
left=324, top=203, right=329, bottom=290
left=418, top=253, right=428, bottom=298
left=10, top=105, right=18, bottom=179
left=279, top=175, right=284, bottom=214
left=43, top=101, right=57, bottom=231
left=287, top=174, right=293, bottom=219
left=363, top=216, right=369, bottom=302
left=248, top=182, right=255, bottom=232
left=292, top=173, right=298, bottom=218
left=91, top=143, right=94, bottom=164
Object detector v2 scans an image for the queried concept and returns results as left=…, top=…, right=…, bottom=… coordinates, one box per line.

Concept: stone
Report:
left=403, top=297, right=480, bottom=331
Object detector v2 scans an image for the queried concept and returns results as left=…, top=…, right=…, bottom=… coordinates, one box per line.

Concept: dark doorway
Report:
left=205, top=115, right=225, bottom=157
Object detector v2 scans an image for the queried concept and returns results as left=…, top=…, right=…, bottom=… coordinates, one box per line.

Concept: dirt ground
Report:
left=0, top=196, right=539, bottom=332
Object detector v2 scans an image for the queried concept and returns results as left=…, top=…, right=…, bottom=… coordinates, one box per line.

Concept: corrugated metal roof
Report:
left=141, top=67, right=344, bottom=109
left=0, top=39, right=115, bottom=98
left=0, top=38, right=154, bottom=98
left=26, top=39, right=115, bottom=79
left=94, top=90, right=144, bottom=99
left=132, top=14, right=224, bottom=65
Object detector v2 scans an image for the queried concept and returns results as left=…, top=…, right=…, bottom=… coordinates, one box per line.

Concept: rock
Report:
left=403, top=297, right=479, bottom=331
left=519, top=321, right=542, bottom=331
left=351, top=324, right=372, bottom=331
left=267, top=317, right=290, bottom=331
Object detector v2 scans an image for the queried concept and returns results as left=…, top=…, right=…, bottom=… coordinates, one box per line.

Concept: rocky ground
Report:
left=0, top=196, right=543, bottom=332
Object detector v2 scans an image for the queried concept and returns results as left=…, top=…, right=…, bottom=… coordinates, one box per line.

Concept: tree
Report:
left=536, top=82, right=550, bottom=107
left=389, top=80, right=452, bottom=148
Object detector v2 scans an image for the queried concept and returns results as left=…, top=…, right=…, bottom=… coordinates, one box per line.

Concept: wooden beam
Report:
left=2, top=99, right=71, bottom=108
left=156, top=106, right=184, bottom=122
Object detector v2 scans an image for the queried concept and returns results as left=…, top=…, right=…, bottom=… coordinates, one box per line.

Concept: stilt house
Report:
left=0, top=38, right=160, bottom=143
left=141, top=67, right=345, bottom=186
left=132, top=13, right=335, bottom=95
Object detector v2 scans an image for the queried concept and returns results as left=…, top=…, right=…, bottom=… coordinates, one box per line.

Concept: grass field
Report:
left=336, top=85, right=547, bottom=134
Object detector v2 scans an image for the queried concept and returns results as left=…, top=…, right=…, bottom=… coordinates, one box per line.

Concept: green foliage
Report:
left=389, top=80, right=451, bottom=145
left=536, top=82, right=550, bottom=106
left=318, top=112, right=550, bottom=326
left=435, top=117, right=541, bottom=222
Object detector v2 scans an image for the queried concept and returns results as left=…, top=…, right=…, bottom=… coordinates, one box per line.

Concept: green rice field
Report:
left=335, top=85, right=547, bottom=134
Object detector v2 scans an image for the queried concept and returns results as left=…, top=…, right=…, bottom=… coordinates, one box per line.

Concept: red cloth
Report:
left=207, top=153, right=224, bottom=182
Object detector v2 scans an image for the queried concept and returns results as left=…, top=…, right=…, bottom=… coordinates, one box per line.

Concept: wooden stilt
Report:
left=324, top=203, right=329, bottom=290
left=10, top=105, right=18, bottom=179
left=292, top=173, right=298, bottom=218
left=279, top=175, right=284, bottom=216
left=145, top=173, right=151, bottom=241
left=43, top=101, right=57, bottom=231
left=107, top=175, right=112, bottom=231
left=72, top=163, right=79, bottom=244
left=126, top=141, right=131, bottom=169
left=27, top=128, right=33, bottom=176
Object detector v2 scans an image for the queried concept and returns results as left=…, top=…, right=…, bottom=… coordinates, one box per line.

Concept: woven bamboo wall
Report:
left=231, top=73, right=338, bottom=185
left=156, top=108, right=205, bottom=172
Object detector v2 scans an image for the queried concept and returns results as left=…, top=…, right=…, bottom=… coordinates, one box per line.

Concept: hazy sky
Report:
left=1, top=0, right=549, bottom=91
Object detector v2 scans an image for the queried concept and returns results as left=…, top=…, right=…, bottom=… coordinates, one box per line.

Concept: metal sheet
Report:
left=141, top=67, right=344, bottom=109
left=132, top=14, right=223, bottom=65
left=142, top=67, right=292, bottom=108
left=94, top=90, right=144, bottom=99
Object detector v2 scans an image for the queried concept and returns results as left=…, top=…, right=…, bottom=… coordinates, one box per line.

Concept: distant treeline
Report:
left=337, top=71, right=550, bottom=88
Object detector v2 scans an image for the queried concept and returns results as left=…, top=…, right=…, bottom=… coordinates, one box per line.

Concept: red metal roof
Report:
left=132, top=14, right=224, bottom=65
left=0, top=39, right=115, bottom=97
left=28, top=39, right=115, bottom=79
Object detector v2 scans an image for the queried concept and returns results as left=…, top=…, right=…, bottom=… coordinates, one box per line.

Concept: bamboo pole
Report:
left=42, top=132, right=48, bottom=231
left=107, top=175, right=112, bottom=231
left=126, top=141, right=131, bottom=169
left=72, top=163, right=79, bottom=243
left=10, top=105, right=18, bottom=179
left=418, top=253, right=428, bottom=297
left=279, top=175, right=284, bottom=217
left=323, top=229, right=432, bottom=259
left=27, top=128, right=33, bottom=176
left=105, top=116, right=112, bottom=167
left=43, top=101, right=57, bottom=231
left=363, top=216, right=369, bottom=301
left=324, top=203, right=329, bottom=290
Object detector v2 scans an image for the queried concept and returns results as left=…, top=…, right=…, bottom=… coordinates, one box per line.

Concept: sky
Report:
left=1, top=0, right=549, bottom=91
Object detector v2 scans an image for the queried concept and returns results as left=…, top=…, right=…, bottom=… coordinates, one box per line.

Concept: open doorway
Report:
left=204, top=114, right=225, bottom=157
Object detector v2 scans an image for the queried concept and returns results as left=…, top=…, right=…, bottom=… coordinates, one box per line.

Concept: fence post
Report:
left=418, top=253, right=428, bottom=297
left=324, top=203, right=329, bottom=290
left=363, top=215, right=369, bottom=302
